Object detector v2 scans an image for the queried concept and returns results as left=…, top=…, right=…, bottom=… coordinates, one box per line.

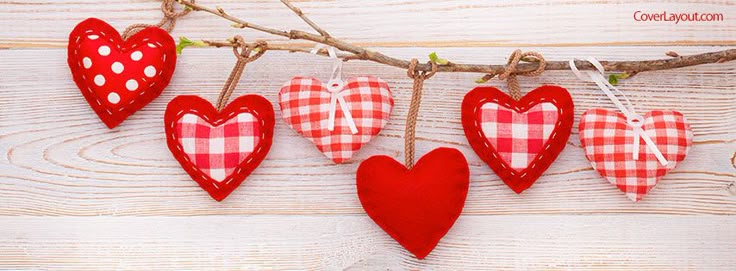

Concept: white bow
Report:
left=570, top=57, right=668, bottom=166
left=310, top=45, right=358, bottom=134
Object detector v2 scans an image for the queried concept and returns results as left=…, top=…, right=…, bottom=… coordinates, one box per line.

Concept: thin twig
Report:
left=178, top=0, right=736, bottom=76
left=279, top=0, right=331, bottom=37
left=203, top=40, right=352, bottom=57
left=181, top=0, right=290, bottom=38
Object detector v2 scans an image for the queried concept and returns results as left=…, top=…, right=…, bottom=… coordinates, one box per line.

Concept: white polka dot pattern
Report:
left=107, top=92, right=120, bottom=104
left=111, top=62, right=124, bottom=74
left=98, top=46, right=110, bottom=56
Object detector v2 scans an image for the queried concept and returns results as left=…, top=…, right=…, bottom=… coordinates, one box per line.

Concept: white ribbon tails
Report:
left=326, top=80, right=358, bottom=134
left=570, top=57, right=668, bottom=166
left=311, top=45, right=358, bottom=134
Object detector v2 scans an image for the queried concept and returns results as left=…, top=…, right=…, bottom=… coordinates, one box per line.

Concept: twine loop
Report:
left=230, top=36, right=268, bottom=63
left=498, top=49, right=546, bottom=100
left=215, top=36, right=267, bottom=111
left=122, top=0, right=194, bottom=40
left=406, top=59, right=438, bottom=81
left=403, top=59, right=438, bottom=168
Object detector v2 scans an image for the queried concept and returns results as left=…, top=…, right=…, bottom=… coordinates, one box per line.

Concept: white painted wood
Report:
left=1, top=46, right=734, bottom=217
left=0, top=216, right=735, bottom=270
left=1, top=0, right=735, bottom=269
left=1, top=0, right=735, bottom=48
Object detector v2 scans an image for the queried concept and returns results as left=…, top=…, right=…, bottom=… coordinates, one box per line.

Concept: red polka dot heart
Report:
left=68, top=18, right=177, bottom=128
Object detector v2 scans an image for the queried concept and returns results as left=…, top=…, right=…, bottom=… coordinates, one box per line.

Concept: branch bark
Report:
left=178, top=0, right=736, bottom=76
left=279, top=0, right=331, bottom=38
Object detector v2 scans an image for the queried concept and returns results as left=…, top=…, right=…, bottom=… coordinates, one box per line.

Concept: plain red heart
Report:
left=356, top=147, right=470, bottom=259
left=68, top=18, right=176, bottom=128
left=164, top=95, right=275, bottom=201
left=462, top=85, right=574, bottom=193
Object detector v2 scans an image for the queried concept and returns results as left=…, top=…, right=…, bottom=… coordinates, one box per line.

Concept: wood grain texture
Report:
left=1, top=0, right=735, bottom=48
left=2, top=46, right=735, bottom=217
left=1, top=0, right=735, bottom=269
left=0, top=216, right=735, bottom=270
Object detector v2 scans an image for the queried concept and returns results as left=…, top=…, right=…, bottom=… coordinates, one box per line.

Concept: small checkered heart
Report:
left=68, top=18, right=176, bottom=128
left=462, top=86, right=574, bottom=193
left=279, top=76, right=393, bottom=163
left=579, top=109, right=693, bottom=201
left=164, top=95, right=275, bottom=201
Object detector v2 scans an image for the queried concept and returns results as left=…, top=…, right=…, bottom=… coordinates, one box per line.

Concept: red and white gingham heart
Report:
left=479, top=102, right=560, bottom=171
left=579, top=109, right=693, bottom=201
left=175, top=113, right=261, bottom=182
left=279, top=76, right=393, bottom=163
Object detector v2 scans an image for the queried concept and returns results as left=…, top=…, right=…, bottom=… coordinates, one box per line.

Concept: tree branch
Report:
left=177, top=0, right=736, bottom=76
left=202, top=39, right=352, bottom=58
left=279, top=0, right=331, bottom=38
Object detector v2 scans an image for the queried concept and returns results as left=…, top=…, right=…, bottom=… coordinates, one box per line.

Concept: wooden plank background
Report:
left=1, top=0, right=735, bottom=270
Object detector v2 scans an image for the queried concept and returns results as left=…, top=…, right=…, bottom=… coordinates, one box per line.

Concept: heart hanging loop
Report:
left=309, top=45, right=359, bottom=134
left=215, top=36, right=267, bottom=111
left=498, top=49, right=546, bottom=100
left=404, top=59, right=438, bottom=168
left=122, top=0, right=194, bottom=40
left=570, top=57, right=668, bottom=166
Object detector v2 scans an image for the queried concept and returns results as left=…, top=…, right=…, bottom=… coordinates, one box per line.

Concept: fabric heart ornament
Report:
left=68, top=18, right=176, bottom=128
left=279, top=76, right=393, bottom=163
left=356, top=147, right=470, bottom=259
left=164, top=95, right=275, bottom=201
left=462, top=85, right=574, bottom=193
left=579, top=109, right=693, bottom=201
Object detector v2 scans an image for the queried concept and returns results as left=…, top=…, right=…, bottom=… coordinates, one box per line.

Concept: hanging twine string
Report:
left=404, top=59, right=438, bottom=168
left=121, top=0, right=194, bottom=40
left=214, top=36, right=267, bottom=111
left=498, top=49, right=547, bottom=100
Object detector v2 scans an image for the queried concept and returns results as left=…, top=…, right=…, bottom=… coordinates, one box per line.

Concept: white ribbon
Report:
left=570, top=57, right=668, bottom=166
left=310, top=45, right=358, bottom=134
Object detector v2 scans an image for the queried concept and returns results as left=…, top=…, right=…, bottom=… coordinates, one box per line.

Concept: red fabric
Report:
left=356, top=148, right=469, bottom=260
left=579, top=109, right=693, bottom=201
left=165, top=95, right=274, bottom=201
left=279, top=76, right=393, bottom=163
left=68, top=18, right=176, bottom=128
left=462, top=86, right=574, bottom=193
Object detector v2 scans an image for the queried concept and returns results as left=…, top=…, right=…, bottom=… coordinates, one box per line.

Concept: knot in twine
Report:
left=215, top=36, right=268, bottom=111
left=122, top=0, right=194, bottom=40
left=403, top=59, right=438, bottom=168
left=498, top=49, right=546, bottom=100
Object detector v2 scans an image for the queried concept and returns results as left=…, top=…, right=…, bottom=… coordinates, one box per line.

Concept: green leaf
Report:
left=607, top=73, right=630, bottom=85
left=608, top=74, right=619, bottom=85
left=475, top=77, right=489, bottom=84
left=428, top=52, right=449, bottom=65
left=176, top=36, right=207, bottom=55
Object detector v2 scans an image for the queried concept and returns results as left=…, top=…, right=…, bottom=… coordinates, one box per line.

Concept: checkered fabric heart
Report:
left=579, top=109, right=693, bottom=201
left=479, top=102, right=559, bottom=171
left=175, top=113, right=261, bottom=181
left=279, top=76, right=393, bottom=163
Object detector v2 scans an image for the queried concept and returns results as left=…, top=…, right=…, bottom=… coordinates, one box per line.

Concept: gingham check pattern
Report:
left=279, top=76, right=393, bottom=163
left=175, top=113, right=261, bottom=181
left=479, top=102, right=559, bottom=171
left=579, top=109, right=692, bottom=201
